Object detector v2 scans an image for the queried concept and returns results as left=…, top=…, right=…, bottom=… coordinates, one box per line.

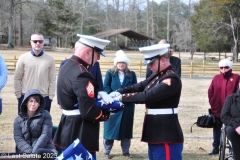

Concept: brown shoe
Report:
left=104, top=153, right=110, bottom=159
left=123, top=153, right=132, bottom=158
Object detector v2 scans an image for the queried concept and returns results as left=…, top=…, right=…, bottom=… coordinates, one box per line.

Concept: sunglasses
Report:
left=31, top=40, right=43, bottom=44
left=219, top=66, right=230, bottom=69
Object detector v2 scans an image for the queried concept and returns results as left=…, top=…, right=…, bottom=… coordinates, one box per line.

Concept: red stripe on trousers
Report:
left=164, top=143, right=170, bottom=160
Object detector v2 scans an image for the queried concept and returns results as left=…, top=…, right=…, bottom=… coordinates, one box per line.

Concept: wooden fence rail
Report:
left=4, top=57, right=240, bottom=78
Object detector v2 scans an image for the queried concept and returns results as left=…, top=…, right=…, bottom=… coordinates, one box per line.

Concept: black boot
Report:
left=208, top=147, right=219, bottom=155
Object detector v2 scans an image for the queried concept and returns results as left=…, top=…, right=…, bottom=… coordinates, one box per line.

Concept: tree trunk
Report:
left=105, top=0, right=109, bottom=30
left=190, top=50, right=194, bottom=60
left=233, top=44, right=238, bottom=62
left=151, top=0, right=154, bottom=38
left=8, top=0, right=14, bottom=48
left=167, top=0, right=170, bottom=41
left=146, top=0, right=149, bottom=36
left=19, top=0, right=23, bottom=47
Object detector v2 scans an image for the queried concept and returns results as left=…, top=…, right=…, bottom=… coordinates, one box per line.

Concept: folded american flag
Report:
left=55, top=138, right=95, bottom=160
left=74, top=99, right=124, bottom=112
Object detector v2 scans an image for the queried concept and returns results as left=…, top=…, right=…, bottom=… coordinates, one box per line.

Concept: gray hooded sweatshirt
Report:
left=13, top=89, right=55, bottom=153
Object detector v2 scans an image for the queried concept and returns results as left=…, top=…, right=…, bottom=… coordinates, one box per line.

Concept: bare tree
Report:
left=167, top=0, right=170, bottom=41
left=151, top=0, right=154, bottom=38
left=18, top=0, right=23, bottom=46
left=220, top=5, right=240, bottom=61
left=8, top=0, right=14, bottom=47
left=173, top=19, right=198, bottom=59
left=146, top=0, right=149, bottom=36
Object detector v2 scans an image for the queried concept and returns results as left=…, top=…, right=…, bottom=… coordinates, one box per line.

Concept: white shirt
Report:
left=118, top=71, right=124, bottom=85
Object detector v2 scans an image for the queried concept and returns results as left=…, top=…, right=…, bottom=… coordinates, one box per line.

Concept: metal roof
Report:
left=93, top=29, right=154, bottom=41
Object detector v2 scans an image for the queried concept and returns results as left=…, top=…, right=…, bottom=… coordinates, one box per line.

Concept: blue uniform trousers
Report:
left=148, top=143, right=183, bottom=160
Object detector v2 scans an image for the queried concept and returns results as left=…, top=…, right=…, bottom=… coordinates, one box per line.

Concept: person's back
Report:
left=169, top=56, right=181, bottom=77
left=13, top=89, right=57, bottom=156
left=60, top=59, right=103, bottom=91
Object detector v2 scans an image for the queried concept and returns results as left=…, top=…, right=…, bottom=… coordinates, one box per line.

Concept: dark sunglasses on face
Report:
left=31, top=40, right=43, bottom=44
left=219, top=66, right=230, bottom=69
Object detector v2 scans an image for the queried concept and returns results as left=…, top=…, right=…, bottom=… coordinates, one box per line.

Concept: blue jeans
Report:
left=18, top=95, right=52, bottom=113
left=212, top=118, right=222, bottom=148
left=148, top=143, right=183, bottom=160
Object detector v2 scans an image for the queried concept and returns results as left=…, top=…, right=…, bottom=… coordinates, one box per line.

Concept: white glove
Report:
left=97, top=91, right=113, bottom=104
left=109, top=91, right=121, bottom=98
left=112, top=95, right=121, bottom=101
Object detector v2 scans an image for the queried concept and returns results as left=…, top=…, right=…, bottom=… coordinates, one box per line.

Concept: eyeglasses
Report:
left=31, top=40, right=43, bottom=44
left=219, top=66, right=230, bottom=69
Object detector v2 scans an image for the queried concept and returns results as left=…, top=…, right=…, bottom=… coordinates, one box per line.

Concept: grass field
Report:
left=0, top=48, right=223, bottom=160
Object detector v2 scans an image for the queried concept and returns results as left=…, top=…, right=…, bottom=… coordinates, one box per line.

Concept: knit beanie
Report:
left=218, top=59, right=232, bottom=69
left=114, top=50, right=130, bottom=66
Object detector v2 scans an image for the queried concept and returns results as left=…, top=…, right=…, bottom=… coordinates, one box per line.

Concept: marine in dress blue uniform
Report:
left=53, top=35, right=112, bottom=160
left=112, top=44, right=184, bottom=160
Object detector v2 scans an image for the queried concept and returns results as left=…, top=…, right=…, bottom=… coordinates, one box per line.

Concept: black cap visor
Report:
left=144, top=58, right=156, bottom=65
left=144, top=55, right=160, bottom=65
left=94, top=47, right=105, bottom=56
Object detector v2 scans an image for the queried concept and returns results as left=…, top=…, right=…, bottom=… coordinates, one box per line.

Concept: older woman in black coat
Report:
left=221, top=88, right=240, bottom=160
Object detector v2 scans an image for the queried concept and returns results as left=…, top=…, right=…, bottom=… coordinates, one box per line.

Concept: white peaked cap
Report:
left=139, top=44, right=170, bottom=65
left=77, top=34, right=110, bottom=56
left=218, top=58, right=233, bottom=69
left=114, top=50, right=130, bottom=66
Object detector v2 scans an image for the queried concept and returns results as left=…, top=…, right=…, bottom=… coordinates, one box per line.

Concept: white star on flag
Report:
left=56, top=152, right=64, bottom=160
left=99, top=99, right=106, bottom=106
left=74, top=153, right=84, bottom=160
left=73, top=139, right=93, bottom=160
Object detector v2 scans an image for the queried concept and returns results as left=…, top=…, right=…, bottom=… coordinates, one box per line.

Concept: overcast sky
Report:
left=153, top=0, right=199, bottom=5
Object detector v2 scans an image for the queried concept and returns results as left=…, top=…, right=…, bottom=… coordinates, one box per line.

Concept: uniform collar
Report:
left=71, top=55, right=89, bottom=69
left=159, top=65, right=172, bottom=76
